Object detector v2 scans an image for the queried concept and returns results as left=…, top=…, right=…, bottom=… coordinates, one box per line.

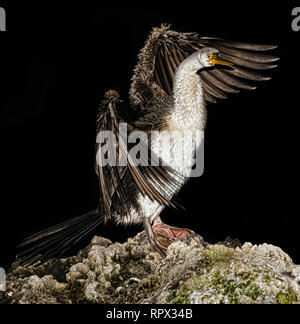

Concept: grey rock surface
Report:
left=1, top=233, right=299, bottom=304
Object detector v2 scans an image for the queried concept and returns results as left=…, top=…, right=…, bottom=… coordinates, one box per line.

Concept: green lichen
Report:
left=276, top=288, right=297, bottom=304
left=202, top=246, right=235, bottom=266
left=237, top=271, right=255, bottom=281
left=230, top=294, right=240, bottom=304
left=245, top=284, right=261, bottom=301
left=209, top=270, right=260, bottom=303
left=168, top=268, right=261, bottom=304
left=263, top=274, right=271, bottom=284
left=169, top=285, right=190, bottom=304
left=211, top=271, right=228, bottom=287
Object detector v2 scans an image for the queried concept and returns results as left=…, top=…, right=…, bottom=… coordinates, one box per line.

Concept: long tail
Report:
left=16, top=209, right=101, bottom=265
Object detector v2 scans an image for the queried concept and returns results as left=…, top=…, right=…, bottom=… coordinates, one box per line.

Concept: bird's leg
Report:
left=142, top=217, right=166, bottom=257
left=142, top=216, right=195, bottom=257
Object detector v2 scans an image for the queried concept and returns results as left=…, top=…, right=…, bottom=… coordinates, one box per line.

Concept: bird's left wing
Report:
left=130, top=24, right=279, bottom=106
left=96, top=91, right=183, bottom=223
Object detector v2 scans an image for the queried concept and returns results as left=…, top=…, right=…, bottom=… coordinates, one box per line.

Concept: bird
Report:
left=17, top=24, right=279, bottom=265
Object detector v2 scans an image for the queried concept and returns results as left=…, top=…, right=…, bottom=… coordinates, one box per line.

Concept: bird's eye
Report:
left=208, top=54, right=217, bottom=61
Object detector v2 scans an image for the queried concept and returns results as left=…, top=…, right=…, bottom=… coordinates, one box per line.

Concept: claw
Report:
left=142, top=217, right=194, bottom=257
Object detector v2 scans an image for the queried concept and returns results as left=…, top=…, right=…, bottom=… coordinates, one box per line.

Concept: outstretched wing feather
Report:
left=130, top=25, right=279, bottom=105
left=96, top=93, right=184, bottom=221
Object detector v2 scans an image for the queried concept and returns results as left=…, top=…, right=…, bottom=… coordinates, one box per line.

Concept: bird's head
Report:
left=196, top=47, right=234, bottom=69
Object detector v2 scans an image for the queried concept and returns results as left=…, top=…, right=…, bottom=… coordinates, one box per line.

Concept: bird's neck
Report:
left=169, top=60, right=207, bottom=132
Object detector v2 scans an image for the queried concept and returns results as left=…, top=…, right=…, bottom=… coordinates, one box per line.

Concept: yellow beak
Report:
left=208, top=54, right=234, bottom=67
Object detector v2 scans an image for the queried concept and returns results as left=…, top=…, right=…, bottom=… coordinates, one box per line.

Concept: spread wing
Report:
left=130, top=24, right=279, bottom=106
left=96, top=91, right=183, bottom=223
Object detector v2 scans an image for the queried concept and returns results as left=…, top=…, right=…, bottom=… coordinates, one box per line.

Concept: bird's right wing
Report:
left=96, top=90, right=183, bottom=223
left=130, top=24, right=279, bottom=106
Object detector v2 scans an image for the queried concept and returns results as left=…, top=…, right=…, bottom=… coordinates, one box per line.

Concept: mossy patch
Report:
left=245, top=284, right=261, bottom=301
left=276, top=288, right=298, bottom=304
left=263, top=274, right=271, bottom=284
left=168, top=269, right=261, bottom=304
left=210, top=270, right=260, bottom=303
left=202, top=245, right=235, bottom=266
left=169, top=285, right=190, bottom=304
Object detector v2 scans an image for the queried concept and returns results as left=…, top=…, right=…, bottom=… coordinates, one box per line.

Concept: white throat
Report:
left=169, top=56, right=207, bottom=132
left=148, top=55, right=207, bottom=179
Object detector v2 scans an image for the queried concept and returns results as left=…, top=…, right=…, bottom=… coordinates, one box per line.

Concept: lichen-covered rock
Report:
left=1, top=233, right=299, bottom=304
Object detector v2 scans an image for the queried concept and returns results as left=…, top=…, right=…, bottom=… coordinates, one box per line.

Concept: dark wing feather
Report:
left=130, top=24, right=279, bottom=106
left=96, top=91, right=183, bottom=222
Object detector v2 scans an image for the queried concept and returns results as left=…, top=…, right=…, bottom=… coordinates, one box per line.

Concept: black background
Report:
left=0, top=2, right=299, bottom=270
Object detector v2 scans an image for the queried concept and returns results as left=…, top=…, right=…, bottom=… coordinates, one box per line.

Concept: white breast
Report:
left=151, top=70, right=207, bottom=179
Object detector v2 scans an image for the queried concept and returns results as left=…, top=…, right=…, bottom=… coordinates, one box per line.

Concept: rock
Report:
left=0, top=233, right=299, bottom=304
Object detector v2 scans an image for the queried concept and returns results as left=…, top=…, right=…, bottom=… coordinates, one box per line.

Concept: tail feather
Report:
left=16, top=209, right=101, bottom=265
